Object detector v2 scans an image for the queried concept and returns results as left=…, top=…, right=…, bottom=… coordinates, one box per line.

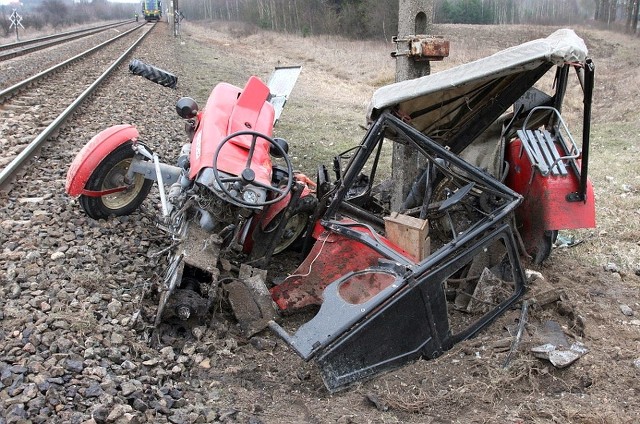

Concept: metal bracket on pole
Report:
left=392, top=35, right=450, bottom=61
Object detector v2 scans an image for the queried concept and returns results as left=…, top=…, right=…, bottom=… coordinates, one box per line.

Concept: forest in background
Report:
left=0, top=0, right=134, bottom=35
left=1, top=0, right=639, bottom=40
left=178, top=0, right=640, bottom=39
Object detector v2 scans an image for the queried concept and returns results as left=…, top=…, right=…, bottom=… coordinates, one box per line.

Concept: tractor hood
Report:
left=366, top=28, right=588, bottom=154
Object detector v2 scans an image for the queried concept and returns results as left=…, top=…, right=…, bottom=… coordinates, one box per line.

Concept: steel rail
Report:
left=0, top=20, right=134, bottom=52
left=0, top=24, right=155, bottom=189
left=0, top=23, right=146, bottom=103
left=0, top=21, right=138, bottom=62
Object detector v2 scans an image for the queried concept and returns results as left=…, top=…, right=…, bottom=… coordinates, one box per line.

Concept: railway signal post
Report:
left=9, top=10, right=25, bottom=42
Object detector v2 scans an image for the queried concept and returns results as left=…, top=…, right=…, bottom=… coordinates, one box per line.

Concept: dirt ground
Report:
left=163, top=21, right=640, bottom=423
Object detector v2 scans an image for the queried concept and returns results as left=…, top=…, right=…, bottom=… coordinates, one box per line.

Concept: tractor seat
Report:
left=516, top=129, right=569, bottom=177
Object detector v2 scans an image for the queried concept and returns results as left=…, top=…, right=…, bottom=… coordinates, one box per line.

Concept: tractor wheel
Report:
left=530, top=230, right=558, bottom=264
left=129, top=59, right=177, bottom=88
left=264, top=195, right=318, bottom=254
left=79, top=142, right=153, bottom=220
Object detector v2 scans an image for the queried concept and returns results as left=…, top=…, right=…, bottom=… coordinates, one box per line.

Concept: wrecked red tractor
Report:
left=66, top=28, right=594, bottom=392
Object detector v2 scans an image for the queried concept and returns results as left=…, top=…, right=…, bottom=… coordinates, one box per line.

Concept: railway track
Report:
left=0, top=23, right=155, bottom=190
left=0, top=20, right=135, bottom=62
left=0, top=21, right=143, bottom=89
left=0, top=23, right=200, bottom=422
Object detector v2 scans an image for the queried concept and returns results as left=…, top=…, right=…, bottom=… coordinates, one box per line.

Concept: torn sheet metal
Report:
left=531, top=320, right=588, bottom=368
left=532, top=342, right=589, bottom=368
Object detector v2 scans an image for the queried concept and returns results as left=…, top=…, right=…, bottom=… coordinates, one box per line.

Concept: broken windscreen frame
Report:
left=270, top=111, right=527, bottom=392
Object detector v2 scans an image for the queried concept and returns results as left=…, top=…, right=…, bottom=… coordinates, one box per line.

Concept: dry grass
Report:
left=181, top=22, right=393, bottom=173
left=180, top=21, right=640, bottom=274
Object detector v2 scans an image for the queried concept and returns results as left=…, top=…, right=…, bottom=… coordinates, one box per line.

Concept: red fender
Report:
left=65, top=124, right=139, bottom=196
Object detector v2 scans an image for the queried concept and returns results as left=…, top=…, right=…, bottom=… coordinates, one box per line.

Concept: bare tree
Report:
left=40, top=0, right=69, bottom=28
left=625, top=0, right=639, bottom=32
left=595, top=0, right=618, bottom=24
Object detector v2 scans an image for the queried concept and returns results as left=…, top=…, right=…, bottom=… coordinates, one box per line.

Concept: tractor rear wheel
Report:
left=264, top=195, right=318, bottom=254
left=530, top=229, right=558, bottom=264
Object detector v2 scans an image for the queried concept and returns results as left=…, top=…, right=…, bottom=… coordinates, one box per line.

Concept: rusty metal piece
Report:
left=531, top=288, right=567, bottom=308
left=503, top=300, right=530, bottom=368
left=392, top=35, right=450, bottom=61
left=181, top=224, right=222, bottom=274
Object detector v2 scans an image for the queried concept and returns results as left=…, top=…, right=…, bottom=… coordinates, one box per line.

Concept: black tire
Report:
left=263, top=195, right=318, bottom=254
left=79, top=142, right=153, bottom=220
left=129, top=59, right=177, bottom=89
left=531, top=230, right=558, bottom=265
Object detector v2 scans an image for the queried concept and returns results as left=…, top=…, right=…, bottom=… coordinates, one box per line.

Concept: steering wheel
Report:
left=212, top=130, right=294, bottom=207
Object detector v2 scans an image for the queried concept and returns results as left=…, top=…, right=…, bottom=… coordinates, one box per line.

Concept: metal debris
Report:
left=531, top=320, right=588, bottom=368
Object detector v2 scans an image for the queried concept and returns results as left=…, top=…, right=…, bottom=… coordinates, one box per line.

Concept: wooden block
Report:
left=383, top=212, right=430, bottom=261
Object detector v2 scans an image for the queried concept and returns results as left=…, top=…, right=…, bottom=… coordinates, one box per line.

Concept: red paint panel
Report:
left=227, top=76, right=273, bottom=135
left=270, top=231, right=385, bottom=312
left=189, top=78, right=275, bottom=186
left=271, top=220, right=414, bottom=313
left=506, top=138, right=596, bottom=250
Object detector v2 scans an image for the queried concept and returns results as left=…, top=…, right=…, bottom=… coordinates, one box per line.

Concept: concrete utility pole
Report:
left=396, top=0, right=433, bottom=81
left=390, top=0, right=435, bottom=210
left=171, top=0, right=180, bottom=37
